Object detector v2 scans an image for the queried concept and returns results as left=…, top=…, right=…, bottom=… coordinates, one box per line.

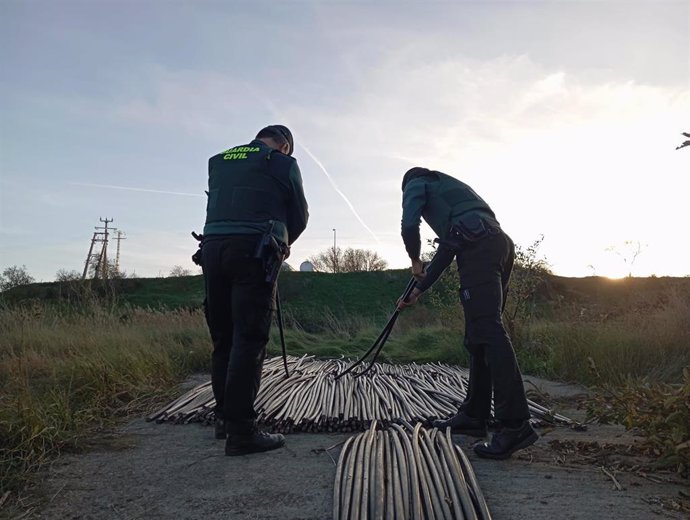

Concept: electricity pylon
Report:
left=82, top=218, right=115, bottom=280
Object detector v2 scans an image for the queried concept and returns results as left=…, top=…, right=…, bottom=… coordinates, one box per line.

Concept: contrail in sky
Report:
left=297, top=143, right=381, bottom=244
left=70, top=182, right=205, bottom=198
left=244, top=84, right=381, bottom=244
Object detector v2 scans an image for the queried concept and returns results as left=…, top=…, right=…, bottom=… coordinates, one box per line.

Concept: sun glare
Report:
left=602, top=270, right=630, bottom=281
left=593, top=255, right=635, bottom=279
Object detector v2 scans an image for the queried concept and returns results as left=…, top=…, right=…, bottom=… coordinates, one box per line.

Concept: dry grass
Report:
left=524, top=287, right=690, bottom=385
left=0, top=301, right=209, bottom=496
left=2, top=280, right=688, bottom=497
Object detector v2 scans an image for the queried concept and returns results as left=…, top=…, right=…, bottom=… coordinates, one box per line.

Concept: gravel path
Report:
left=10, top=376, right=687, bottom=520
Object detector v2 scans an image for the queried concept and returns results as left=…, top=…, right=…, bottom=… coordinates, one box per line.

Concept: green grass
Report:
left=3, top=269, right=412, bottom=314
left=267, top=324, right=467, bottom=366
left=3, top=276, right=207, bottom=310
left=278, top=269, right=411, bottom=327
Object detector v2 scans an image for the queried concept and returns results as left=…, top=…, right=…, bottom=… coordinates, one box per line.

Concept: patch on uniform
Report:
left=223, top=146, right=260, bottom=160
left=462, top=289, right=471, bottom=301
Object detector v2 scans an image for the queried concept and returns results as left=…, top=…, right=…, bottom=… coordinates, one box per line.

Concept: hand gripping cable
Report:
left=335, top=277, right=417, bottom=380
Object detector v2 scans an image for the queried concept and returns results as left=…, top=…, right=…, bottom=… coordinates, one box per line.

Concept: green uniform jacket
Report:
left=401, top=170, right=498, bottom=291
left=203, top=140, right=309, bottom=245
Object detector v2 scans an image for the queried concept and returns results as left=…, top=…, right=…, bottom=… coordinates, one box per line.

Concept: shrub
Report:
left=585, top=368, right=690, bottom=476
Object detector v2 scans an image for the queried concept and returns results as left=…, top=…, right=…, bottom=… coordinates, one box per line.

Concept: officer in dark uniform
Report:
left=201, top=125, right=308, bottom=456
left=397, top=167, right=537, bottom=460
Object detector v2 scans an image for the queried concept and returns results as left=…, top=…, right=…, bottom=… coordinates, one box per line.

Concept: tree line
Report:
left=306, top=247, right=387, bottom=273
left=0, top=246, right=388, bottom=291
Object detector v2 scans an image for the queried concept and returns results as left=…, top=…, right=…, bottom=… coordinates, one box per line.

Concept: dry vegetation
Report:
left=1, top=273, right=688, bottom=499
left=0, top=300, right=209, bottom=496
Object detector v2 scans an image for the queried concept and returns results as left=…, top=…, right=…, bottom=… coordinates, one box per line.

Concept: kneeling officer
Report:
left=200, top=125, right=308, bottom=456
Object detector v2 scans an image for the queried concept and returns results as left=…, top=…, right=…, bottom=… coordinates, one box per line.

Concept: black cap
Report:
left=256, top=124, right=294, bottom=156
left=402, top=167, right=431, bottom=190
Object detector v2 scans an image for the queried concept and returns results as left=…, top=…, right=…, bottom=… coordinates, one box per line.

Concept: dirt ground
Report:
left=7, top=376, right=689, bottom=520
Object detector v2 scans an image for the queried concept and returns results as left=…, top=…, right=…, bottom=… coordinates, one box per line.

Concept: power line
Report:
left=82, top=217, right=120, bottom=280
left=114, top=230, right=126, bottom=273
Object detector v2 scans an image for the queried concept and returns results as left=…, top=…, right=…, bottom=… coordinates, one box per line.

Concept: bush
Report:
left=585, top=368, right=690, bottom=476
left=504, top=235, right=551, bottom=341
left=0, top=265, right=35, bottom=291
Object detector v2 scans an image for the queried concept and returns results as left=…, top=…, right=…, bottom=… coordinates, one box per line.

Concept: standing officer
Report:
left=396, top=167, right=537, bottom=460
left=201, top=125, right=308, bottom=456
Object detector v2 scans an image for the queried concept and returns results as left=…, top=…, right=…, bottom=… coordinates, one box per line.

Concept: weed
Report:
left=585, top=367, right=690, bottom=476
left=0, top=301, right=209, bottom=496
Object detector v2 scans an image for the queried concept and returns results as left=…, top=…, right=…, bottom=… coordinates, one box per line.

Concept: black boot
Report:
left=432, top=411, right=487, bottom=437
left=214, top=418, right=226, bottom=440
left=225, top=430, right=286, bottom=456
left=474, top=421, right=538, bottom=460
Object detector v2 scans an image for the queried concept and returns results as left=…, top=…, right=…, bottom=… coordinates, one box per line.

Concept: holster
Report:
left=191, top=231, right=204, bottom=266
left=451, top=212, right=501, bottom=243
left=254, top=224, right=289, bottom=284
left=436, top=214, right=500, bottom=251
left=454, top=213, right=500, bottom=242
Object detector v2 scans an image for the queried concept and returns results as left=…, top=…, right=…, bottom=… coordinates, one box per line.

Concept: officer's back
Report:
left=201, top=125, right=308, bottom=457
left=204, top=127, right=308, bottom=246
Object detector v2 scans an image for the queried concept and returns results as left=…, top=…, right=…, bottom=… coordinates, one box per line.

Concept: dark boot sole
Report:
left=225, top=440, right=285, bottom=456
left=474, top=430, right=539, bottom=460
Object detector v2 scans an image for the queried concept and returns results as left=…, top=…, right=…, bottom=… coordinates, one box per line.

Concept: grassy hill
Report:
left=5, top=269, right=688, bottom=322
left=2, top=270, right=414, bottom=326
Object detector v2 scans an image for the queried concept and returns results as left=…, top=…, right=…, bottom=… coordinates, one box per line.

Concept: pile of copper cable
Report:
left=334, top=421, right=492, bottom=520
left=147, top=356, right=573, bottom=432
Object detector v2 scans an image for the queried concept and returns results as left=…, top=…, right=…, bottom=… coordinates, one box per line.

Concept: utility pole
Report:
left=96, top=218, right=113, bottom=279
left=332, top=228, right=338, bottom=273
left=82, top=218, right=115, bottom=280
left=114, top=230, right=126, bottom=273
left=82, top=232, right=98, bottom=280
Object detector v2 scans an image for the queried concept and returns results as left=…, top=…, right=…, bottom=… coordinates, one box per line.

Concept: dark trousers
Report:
left=201, top=235, right=275, bottom=434
left=457, top=231, right=530, bottom=423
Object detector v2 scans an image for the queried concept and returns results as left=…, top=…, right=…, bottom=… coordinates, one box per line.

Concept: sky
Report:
left=1, top=0, right=689, bottom=281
